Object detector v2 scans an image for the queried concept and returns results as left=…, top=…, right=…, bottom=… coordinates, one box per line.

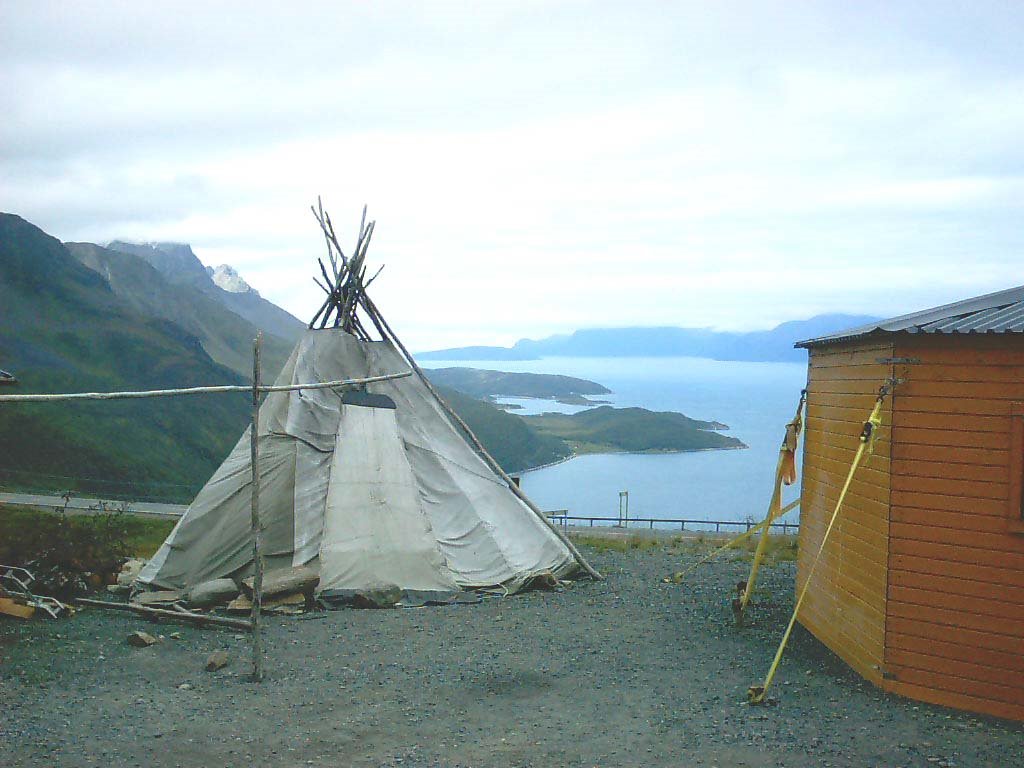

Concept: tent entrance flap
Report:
left=316, top=404, right=458, bottom=595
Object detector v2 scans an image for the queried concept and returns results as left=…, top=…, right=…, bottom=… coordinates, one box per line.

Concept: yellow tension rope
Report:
left=662, top=497, right=802, bottom=584
left=748, top=382, right=893, bottom=705
left=735, top=390, right=807, bottom=620
left=662, top=389, right=807, bottom=586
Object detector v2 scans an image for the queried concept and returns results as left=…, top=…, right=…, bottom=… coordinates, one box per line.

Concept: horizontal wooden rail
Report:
left=546, top=513, right=799, bottom=535
left=0, top=370, right=412, bottom=403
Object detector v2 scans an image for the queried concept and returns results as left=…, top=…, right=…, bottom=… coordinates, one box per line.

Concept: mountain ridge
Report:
left=105, top=240, right=306, bottom=343
left=208, top=264, right=256, bottom=294
left=0, top=213, right=253, bottom=502
left=0, top=214, right=589, bottom=493
left=417, top=314, right=882, bottom=363
left=66, top=241, right=294, bottom=380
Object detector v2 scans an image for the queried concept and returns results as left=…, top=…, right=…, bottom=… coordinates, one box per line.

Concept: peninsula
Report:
left=423, top=367, right=746, bottom=468
left=524, top=406, right=746, bottom=456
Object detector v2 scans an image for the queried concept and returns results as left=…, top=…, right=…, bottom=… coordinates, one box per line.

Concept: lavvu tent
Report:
left=137, top=205, right=598, bottom=601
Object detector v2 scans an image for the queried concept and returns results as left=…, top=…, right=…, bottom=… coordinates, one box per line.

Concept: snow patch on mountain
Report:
left=209, top=264, right=258, bottom=295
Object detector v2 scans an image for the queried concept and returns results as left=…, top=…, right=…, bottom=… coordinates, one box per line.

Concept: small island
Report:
left=523, top=406, right=746, bottom=456
left=426, top=367, right=746, bottom=471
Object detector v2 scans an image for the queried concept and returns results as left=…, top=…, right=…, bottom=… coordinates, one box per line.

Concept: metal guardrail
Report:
left=546, top=513, right=799, bottom=535
left=0, top=492, right=800, bottom=534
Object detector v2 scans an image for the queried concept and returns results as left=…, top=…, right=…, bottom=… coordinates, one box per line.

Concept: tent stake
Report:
left=250, top=332, right=265, bottom=681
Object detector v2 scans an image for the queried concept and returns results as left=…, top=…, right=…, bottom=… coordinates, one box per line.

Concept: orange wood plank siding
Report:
left=884, top=335, right=1024, bottom=721
left=797, top=340, right=894, bottom=685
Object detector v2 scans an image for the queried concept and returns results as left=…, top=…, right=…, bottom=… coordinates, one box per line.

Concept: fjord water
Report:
left=422, top=356, right=808, bottom=528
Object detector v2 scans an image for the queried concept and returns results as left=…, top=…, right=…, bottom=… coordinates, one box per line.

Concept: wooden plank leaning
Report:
left=75, top=598, right=253, bottom=632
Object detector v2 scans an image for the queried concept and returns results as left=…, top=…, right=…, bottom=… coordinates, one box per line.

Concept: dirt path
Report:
left=2, top=545, right=1021, bottom=767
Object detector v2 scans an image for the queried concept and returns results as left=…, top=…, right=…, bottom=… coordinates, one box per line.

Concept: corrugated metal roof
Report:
left=796, top=285, right=1024, bottom=348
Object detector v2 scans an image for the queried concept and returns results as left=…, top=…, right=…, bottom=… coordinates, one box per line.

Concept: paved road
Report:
left=0, top=492, right=185, bottom=518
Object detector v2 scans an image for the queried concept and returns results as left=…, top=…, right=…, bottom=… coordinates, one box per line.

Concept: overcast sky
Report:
left=2, top=2, right=1022, bottom=349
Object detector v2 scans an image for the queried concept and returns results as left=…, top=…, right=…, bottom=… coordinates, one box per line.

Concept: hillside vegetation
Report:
left=67, top=242, right=294, bottom=380
left=0, top=214, right=251, bottom=502
left=436, top=387, right=571, bottom=473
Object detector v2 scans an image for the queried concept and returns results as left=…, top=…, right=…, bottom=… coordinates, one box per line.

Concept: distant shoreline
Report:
left=492, top=394, right=612, bottom=410
left=518, top=443, right=748, bottom=475
left=415, top=315, right=879, bottom=364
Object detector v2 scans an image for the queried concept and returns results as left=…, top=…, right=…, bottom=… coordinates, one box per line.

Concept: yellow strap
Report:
left=663, top=497, right=800, bottom=584
left=748, top=397, right=884, bottom=705
left=664, top=389, right=807, bottom=588
left=736, top=452, right=785, bottom=612
left=737, top=392, right=807, bottom=615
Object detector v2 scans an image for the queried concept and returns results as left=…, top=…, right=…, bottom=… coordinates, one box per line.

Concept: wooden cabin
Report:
left=795, top=286, right=1024, bottom=722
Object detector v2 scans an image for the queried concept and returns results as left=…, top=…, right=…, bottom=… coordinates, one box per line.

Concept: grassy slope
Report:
left=0, top=214, right=251, bottom=502
left=436, top=386, right=571, bottom=473
left=0, top=504, right=176, bottom=563
left=524, top=406, right=747, bottom=454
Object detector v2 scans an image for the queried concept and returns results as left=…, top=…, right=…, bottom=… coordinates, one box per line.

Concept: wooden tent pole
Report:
left=75, top=598, right=253, bottom=631
left=250, top=333, right=265, bottom=681
left=362, top=296, right=603, bottom=582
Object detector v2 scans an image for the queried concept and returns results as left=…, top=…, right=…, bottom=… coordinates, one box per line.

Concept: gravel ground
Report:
left=1, top=542, right=1021, bottom=768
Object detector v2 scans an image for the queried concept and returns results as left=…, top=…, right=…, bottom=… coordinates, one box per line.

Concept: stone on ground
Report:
left=205, top=650, right=231, bottom=672
left=126, top=631, right=158, bottom=647
left=186, top=578, right=239, bottom=608
left=352, top=583, right=402, bottom=609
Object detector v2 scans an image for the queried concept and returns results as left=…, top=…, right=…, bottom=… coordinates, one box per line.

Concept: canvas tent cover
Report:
left=138, top=329, right=577, bottom=598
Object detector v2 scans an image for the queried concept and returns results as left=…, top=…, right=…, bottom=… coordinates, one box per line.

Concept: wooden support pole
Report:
left=736, top=390, right=805, bottom=623
left=735, top=450, right=786, bottom=624
left=250, top=332, right=265, bottom=681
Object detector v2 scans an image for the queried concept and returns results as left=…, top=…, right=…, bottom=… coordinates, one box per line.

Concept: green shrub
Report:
left=0, top=499, right=173, bottom=596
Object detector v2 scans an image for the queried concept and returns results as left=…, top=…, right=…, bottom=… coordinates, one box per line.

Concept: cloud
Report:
left=2, top=2, right=1023, bottom=349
